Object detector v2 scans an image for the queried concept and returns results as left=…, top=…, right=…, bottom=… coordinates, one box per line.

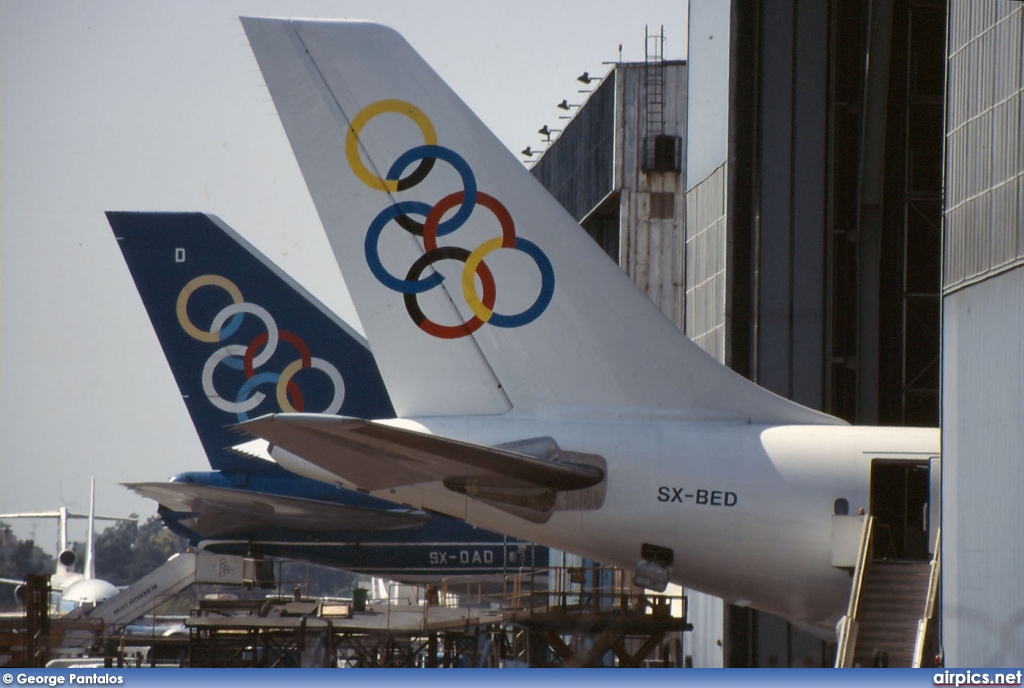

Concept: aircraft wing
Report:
left=239, top=414, right=606, bottom=517
left=124, top=481, right=430, bottom=537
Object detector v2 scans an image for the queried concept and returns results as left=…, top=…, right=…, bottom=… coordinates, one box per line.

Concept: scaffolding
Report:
left=502, top=565, right=691, bottom=667
left=184, top=563, right=690, bottom=668
left=3, top=561, right=692, bottom=668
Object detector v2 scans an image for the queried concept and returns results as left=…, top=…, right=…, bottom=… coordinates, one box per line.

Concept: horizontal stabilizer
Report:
left=239, top=414, right=606, bottom=499
left=124, top=481, right=429, bottom=537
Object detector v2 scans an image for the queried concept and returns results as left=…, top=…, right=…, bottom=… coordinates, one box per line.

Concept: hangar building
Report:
left=530, top=0, right=952, bottom=666
left=942, top=1, right=1024, bottom=667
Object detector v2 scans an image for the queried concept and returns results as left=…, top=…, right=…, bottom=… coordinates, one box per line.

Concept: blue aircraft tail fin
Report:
left=108, top=212, right=395, bottom=471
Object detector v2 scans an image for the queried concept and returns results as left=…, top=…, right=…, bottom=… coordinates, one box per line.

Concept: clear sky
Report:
left=0, top=1, right=687, bottom=546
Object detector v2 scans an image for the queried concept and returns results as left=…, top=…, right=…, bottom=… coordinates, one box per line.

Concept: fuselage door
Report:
left=869, top=459, right=930, bottom=560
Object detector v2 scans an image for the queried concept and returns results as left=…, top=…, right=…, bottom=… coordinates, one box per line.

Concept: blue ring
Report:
left=387, top=145, right=477, bottom=237
left=485, top=237, right=556, bottom=328
left=217, top=312, right=246, bottom=340
left=234, top=371, right=280, bottom=421
left=364, top=201, right=443, bottom=294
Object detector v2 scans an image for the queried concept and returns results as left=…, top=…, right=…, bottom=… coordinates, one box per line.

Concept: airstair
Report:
left=3, top=552, right=248, bottom=664
left=835, top=516, right=941, bottom=667
left=48, top=551, right=246, bottom=653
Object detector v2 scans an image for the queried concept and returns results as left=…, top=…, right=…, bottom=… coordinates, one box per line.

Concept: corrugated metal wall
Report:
left=529, top=74, right=616, bottom=223
left=530, top=62, right=689, bottom=328
left=942, top=0, right=1024, bottom=666
left=944, top=2, right=1024, bottom=290
left=684, top=163, right=727, bottom=360
left=617, top=63, right=688, bottom=327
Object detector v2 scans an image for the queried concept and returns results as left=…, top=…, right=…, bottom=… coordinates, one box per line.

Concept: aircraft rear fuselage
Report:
left=374, top=415, right=938, bottom=637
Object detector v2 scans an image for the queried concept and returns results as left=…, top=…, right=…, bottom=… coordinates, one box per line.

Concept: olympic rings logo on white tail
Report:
left=176, top=274, right=345, bottom=420
left=346, top=99, right=555, bottom=339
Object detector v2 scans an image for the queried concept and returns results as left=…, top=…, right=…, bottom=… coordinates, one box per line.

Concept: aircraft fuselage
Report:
left=351, top=414, right=939, bottom=637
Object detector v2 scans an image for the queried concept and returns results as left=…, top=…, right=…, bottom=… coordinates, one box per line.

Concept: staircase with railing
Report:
left=835, top=518, right=941, bottom=667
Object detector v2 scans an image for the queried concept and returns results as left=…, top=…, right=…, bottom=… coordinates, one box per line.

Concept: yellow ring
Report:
left=177, top=275, right=243, bottom=343
left=276, top=359, right=305, bottom=412
left=462, top=237, right=505, bottom=322
left=345, top=100, right=437, bottom=192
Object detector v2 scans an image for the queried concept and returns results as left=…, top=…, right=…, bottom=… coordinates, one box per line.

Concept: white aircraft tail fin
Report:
left=85, top=478, right=96, bottom=581
left=242, top=17, right=841, bottom=425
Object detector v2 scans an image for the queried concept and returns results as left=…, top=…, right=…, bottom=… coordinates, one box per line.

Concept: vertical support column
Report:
left=855, top=0, right=894, bottom=424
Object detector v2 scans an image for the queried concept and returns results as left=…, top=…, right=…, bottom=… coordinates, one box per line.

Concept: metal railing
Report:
left=503, top=565, right=686, bottom=622
left=912, top=528, right=942, bottom=668
left=835, top=514, right=875, bottom=667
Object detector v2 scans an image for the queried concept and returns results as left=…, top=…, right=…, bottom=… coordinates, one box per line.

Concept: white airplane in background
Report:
left=236, top=17, right=940, bottom=639
left=1, top=479, right=129, bottom=612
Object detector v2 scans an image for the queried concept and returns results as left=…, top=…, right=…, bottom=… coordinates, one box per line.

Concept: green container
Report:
left=351, top=586, right=368, bottom=612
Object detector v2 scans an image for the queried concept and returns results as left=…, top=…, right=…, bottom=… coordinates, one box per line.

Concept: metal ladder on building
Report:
left=643, top=25, right=666, bottom=170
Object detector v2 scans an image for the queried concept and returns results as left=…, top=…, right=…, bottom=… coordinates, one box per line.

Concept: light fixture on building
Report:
left=557, top=99, right=580, bottom=111
left=521, top=146, right=537, bottom=157
left=538, top=125, right=561, bottom=141
left=577, top=71, right=597, bottom=85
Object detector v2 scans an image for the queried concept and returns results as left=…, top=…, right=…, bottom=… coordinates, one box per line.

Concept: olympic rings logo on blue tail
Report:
left=346, top=99, right=555, bottom=339
left=176, top=275, right=345, bottom=420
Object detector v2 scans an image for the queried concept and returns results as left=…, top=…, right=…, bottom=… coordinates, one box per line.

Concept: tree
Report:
left=92, top=518, right=137, bottom=585
left=126, top=516, right=181, bottom=582
left=0, top=522, right=57, bottom=611
left=0, top=522, right=55, bottom=581
left=94, top=516, right=182, bottom=586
